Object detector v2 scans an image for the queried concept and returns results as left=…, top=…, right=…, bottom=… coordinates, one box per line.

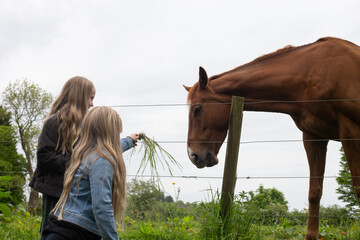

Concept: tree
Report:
left=247, top=185, right=288, bottom=209
left=126, top=178, right=165, bottom=219
left=0, top=106, right=27, bottom=205
left=336, top=147, right=359, bottom=215
left=247, top=185, right=289, bottom=224
left=164, top=195, right=174, bottom=203
left=0, top=176, right=13, bottom=217
left=1, top=79, right=53, bottom=210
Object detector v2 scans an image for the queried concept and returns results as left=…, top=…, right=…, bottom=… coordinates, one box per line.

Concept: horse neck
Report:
left=209, top=61, right=304, bottom=114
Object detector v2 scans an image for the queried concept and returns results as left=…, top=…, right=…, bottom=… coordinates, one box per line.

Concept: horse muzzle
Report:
left=187, top=147, right=219, bottom=168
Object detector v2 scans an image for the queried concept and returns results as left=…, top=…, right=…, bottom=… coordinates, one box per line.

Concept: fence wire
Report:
left=106, top=98, right=360, bottom=108
left=1, top=101, right=357, bottom=181
left=3, top=97, right=360, bottom=110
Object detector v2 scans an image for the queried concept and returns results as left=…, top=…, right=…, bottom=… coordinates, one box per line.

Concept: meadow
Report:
left=1, top=191, right=359, bottom=240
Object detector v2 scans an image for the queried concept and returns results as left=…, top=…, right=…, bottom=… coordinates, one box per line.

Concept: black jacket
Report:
left=29, top=113, right=71, bottom=198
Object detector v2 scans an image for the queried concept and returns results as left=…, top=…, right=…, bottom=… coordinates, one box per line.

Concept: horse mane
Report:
left=252, top=45, right=295, bottom=62
left=209, top=37, right=330, bottom=81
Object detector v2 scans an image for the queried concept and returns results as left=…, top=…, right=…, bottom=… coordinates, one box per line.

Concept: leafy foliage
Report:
left=126, top=179, right=166, bottom=219
left=247, top=185, right=288, bottom=209
left=0, top=205, right=41, bottom=239
left=0, top=106, right=26, bottom=205
left=1, top=79, right=53, bottom=208
left=336, top=147, right=359, bottom=214
left=1, top=79, right=53, bottom=174
left=246, top=185, right=289, bottom=225
left=126, top=179, right=197, bottom=222
left=119, top=215, right=199, bottom=240
left=0, top=177, right=13, bottom=217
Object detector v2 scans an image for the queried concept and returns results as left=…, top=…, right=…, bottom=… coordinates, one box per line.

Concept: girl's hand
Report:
left=128, top=133, right=140, bottom=146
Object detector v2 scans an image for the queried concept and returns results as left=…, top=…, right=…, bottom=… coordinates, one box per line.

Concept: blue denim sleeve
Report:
left=89, top=157, right=119, bottom=240
left=121, top=137, right=133, bottom=152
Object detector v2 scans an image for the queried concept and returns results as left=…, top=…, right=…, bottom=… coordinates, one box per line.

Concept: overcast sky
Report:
left=1, top=0, right=359, bottom=210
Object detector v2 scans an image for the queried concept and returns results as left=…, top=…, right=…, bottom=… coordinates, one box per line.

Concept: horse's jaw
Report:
left=187, top=146, right=219, bottom=168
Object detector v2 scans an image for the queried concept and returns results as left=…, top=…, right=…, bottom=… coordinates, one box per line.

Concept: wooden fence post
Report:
left=220, top=96, right=244, bottom=219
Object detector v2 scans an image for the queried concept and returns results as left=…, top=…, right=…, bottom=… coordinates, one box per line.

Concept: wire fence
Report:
left=2, top=97, right=360, bottom=109
left=0, top=99, right=357, bottom=180
left=2, top=99, right=360, bottom=142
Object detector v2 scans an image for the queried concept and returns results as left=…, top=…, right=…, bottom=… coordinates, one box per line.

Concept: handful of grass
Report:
left=134, top=132, right=182, bottom=182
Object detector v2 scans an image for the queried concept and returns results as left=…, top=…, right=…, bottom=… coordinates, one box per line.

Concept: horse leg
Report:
left=303, top=132, right=328, bottom=240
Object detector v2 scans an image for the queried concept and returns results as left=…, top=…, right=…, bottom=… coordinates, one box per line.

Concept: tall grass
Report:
left=0, top=205, right=41, bottom=239
left=197, top=190, right=262, bottom=240
left=132, top=133, right=182, bottom=184
left=2, top=203, right=360, bottom=239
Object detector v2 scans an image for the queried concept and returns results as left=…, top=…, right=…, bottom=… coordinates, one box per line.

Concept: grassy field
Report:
left=1, top=204, right=359, bottom=240
left=1, top=182, right=358, bottom=239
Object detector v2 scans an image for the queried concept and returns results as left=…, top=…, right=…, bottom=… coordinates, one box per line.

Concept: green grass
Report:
left=132, top=132, right=182, bottom=184
left=0, top=207, right=41, bottom=239
left=1, top=202, right=359, bottom=240
left=1, top=212, right=359, bottom=240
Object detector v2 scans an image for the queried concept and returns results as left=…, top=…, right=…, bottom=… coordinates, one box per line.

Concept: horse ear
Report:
left=183, top=85, right=191, bottom=92
left=199, top=66, right=208, bottom=90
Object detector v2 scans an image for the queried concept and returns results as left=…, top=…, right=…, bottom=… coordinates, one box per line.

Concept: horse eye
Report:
left=194, top=107, right=202, bottom=116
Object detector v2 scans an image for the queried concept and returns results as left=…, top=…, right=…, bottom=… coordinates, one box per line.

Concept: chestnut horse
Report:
left=184, top=37, right=360, bottom=240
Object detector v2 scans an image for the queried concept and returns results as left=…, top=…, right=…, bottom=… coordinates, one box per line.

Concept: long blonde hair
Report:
left=49, top=76, right=94, bottom=154
left=52, top=106, right=126, bottom=226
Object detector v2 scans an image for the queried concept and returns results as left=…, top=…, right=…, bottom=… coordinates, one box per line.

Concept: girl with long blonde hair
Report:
left=29, top=77, right=138, bottom=239
left=43, top=107, right=129, bottom=240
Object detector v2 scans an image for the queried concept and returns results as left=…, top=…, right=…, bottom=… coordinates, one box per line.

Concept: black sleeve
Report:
left=36, top=116, right=71, bottom=173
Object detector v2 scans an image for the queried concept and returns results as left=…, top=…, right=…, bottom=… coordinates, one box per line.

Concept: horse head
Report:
left=184, top=67, right=232, bottom=168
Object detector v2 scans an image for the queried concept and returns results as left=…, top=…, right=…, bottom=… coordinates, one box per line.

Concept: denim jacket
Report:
left=54, top=137, right=133, bottom=240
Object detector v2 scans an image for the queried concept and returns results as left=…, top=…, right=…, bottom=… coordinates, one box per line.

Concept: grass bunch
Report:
left=195, top=188, right=263, bottom=240
left=134, top=132, right=182, bottom=183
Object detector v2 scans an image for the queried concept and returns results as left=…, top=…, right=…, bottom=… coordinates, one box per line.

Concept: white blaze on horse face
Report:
left=187, top=146, right=195, bottom=164
left=187, top=146, right=193, bottom=158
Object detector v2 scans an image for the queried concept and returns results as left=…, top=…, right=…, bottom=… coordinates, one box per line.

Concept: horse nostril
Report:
left=191, top=153, right=199, bottom=163
left=206, top=152, right=218, bottom=167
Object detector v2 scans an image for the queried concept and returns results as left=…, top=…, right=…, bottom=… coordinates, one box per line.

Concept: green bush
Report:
left=251, top=202, right=288, bottom=225
left=285, top=208, right=308, bottom=226
left=0, top=188, right=12, bottom=217
left=319, top=205, right=355, bottom=226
